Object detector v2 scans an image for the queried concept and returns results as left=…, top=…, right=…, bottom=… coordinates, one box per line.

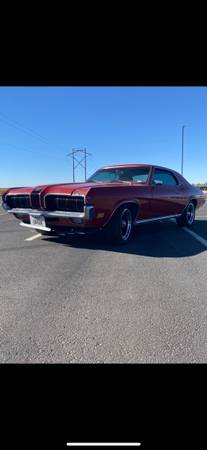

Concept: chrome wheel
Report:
left=186, top=202, right=195, bottom=225
left=120, top=208, right=132, bottom=241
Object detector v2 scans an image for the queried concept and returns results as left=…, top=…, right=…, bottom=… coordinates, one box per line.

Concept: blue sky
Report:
left=0, top=86, right=207, bottom=186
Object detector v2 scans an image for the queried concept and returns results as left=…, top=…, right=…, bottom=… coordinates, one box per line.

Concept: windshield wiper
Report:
left=109, top=179, right=130, bottom=183
left=87, top=179, right=130, bottom=184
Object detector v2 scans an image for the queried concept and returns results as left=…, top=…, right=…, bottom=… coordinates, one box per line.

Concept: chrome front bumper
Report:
left=3, top=204, right=95, bottom=220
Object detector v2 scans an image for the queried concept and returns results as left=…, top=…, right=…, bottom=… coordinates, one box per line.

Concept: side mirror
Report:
left=153, top=179, right=163, bottom=185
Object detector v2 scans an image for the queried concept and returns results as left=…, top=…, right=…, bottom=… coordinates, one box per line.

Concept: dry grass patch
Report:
left=0, top=188, right=8, bottom=195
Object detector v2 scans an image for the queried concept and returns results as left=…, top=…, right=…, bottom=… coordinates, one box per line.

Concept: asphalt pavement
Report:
left=1, top=200, right=207, bottom=363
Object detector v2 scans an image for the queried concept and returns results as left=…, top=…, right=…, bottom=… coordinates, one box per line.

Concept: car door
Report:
left=150, top=168, right=183, bottom=218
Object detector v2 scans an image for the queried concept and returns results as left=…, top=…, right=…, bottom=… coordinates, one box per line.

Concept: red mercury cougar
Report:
left=2, top=164, right=205, bottom=244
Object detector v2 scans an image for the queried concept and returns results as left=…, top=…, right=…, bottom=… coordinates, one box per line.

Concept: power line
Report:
left=0, top=112, right=92, bottom=178
left=0, top=141, right=66, bottom=161
left=0, top=111, right=51, bottom=145
left=0, top=111, right=67, bottom=156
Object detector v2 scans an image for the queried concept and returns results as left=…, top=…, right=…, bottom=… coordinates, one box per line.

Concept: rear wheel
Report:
left=176, top=201, right=195, bottom=228
left=104, top=206, right=134, bottom=244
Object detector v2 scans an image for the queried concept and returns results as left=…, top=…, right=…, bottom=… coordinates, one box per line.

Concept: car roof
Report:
left=102, top=164, right=151, bottom=169
left=101, top=164, right=178, bottom=173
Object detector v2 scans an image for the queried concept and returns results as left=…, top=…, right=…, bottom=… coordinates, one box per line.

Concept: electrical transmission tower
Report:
left=67, top=148, right=92, bottom=182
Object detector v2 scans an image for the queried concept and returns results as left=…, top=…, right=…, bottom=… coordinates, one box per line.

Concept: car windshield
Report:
left=87, top=167, right=150, bottom=183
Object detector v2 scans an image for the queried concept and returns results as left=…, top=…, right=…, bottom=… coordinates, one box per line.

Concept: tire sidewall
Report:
left=176, top=201, right=195, bottom=227
left=105, top=206, right=134, bottom=244
left=185, top=201, right=195, bottom=227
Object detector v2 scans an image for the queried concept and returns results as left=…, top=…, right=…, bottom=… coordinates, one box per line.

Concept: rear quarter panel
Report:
left=175, top=171, right=206, bottom=210
left=188, top=185, right=206, bottom=209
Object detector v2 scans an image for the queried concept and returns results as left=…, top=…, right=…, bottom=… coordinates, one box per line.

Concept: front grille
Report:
left=45, top=195, right=84, bottom=212
left=6, top=195, right=30, bottom=209
left=31, top=191, right=40, bottom=209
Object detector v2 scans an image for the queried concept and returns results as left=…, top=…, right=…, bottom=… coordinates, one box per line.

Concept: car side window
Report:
left=91, top=171, right=118, bottom=182
left=132, top=173, right=149, bottom=182
left=152, top=169, right=178, bottom=186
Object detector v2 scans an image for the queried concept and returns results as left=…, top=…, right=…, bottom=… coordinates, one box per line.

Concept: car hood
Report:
left=5, top=181, right=138, bottom=196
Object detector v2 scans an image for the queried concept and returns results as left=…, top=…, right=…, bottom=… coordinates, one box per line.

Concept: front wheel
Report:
left=176, top=201, right=195, bottom=228
left=104, top=206, right=134, bottom=244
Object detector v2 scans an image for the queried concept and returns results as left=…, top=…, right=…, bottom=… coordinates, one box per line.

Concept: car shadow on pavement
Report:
left=42, top=219, right=207, bottom=258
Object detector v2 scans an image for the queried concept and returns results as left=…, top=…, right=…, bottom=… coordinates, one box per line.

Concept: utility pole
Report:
left=72, top=149, right=75, bottom=183
left=84, top=148, right=86, bottom=181
left=181, top=125, right=185, bottom=175
left=67, top=148, right=92, bottom=182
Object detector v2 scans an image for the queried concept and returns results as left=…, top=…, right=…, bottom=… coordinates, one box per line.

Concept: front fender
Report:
left=101, top=200, right=139, bottom=228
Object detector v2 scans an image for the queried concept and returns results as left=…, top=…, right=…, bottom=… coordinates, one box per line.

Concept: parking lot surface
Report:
left=1, top=200, right=207, bottom=363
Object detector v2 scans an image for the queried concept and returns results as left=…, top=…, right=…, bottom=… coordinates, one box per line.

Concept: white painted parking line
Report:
left=0, top=213, right=7, bottom=216
left=183, top=227, right=207, bottom=248
left=24, top=233, right=42, bottom=242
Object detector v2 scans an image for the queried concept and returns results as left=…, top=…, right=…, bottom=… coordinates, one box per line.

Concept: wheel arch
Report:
left=190, top=197, right=197, bottom=208
left=180, top=197, right=197, bottom=216
left=103, top=200, right=139, bottom=228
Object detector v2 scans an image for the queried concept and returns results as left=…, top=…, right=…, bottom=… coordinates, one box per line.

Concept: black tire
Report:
left=103, top=206, right=134, bottom=244
left=176, top=201, right=195, bottom=228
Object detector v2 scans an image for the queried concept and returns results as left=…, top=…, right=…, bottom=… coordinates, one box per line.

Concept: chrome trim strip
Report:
left=84, top=205, right=95, bottom=220
left=135, top=214, right=181, bottom=224
left=20, top=222, right=51, bottom=231
left=43, top=193, right=85, bottom=197
left=7, top=208, right=84, bottom=218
